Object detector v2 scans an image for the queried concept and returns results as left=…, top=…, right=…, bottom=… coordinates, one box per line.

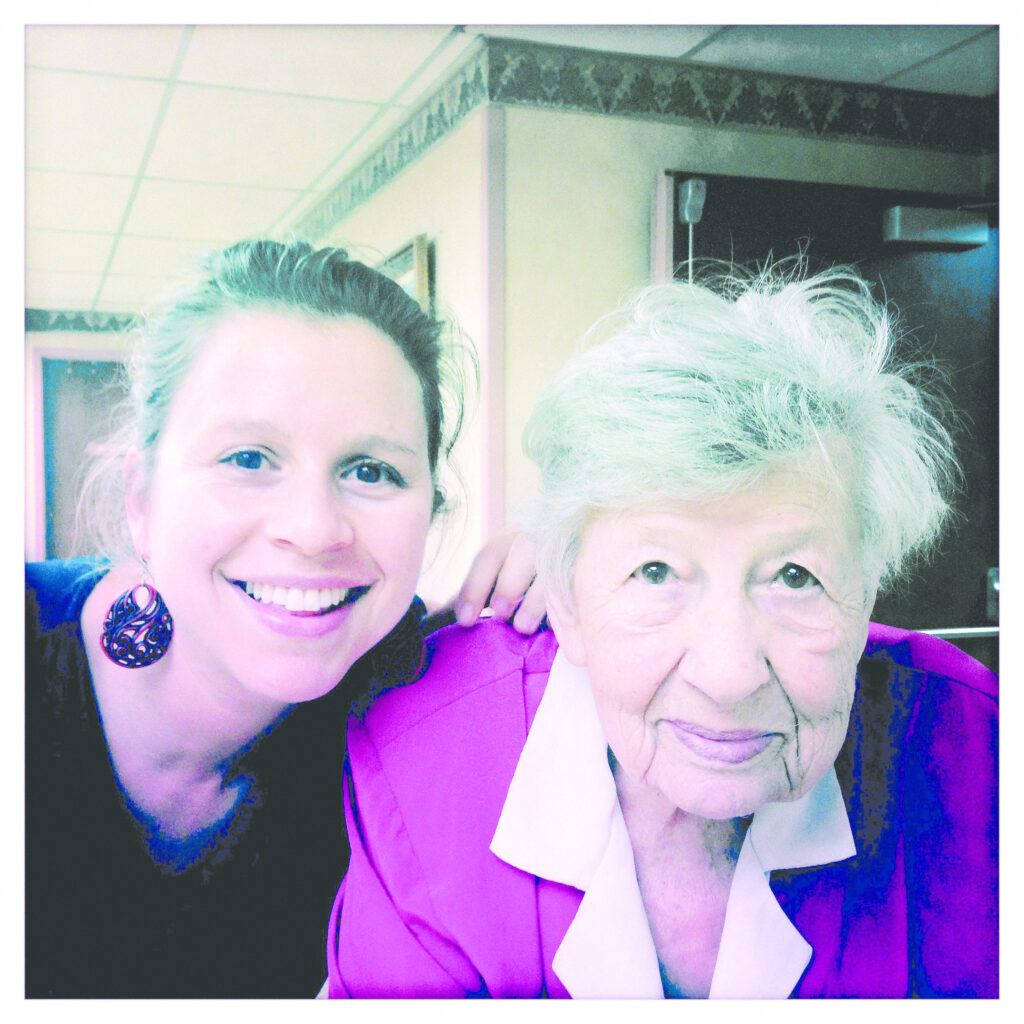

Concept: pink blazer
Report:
left=327, top=620, right=997, bottom=998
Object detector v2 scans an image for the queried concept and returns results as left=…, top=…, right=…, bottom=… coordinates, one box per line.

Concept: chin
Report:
left=668, top=779, right=783, bottom=821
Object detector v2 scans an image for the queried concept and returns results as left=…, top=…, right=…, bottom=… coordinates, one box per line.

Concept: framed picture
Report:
left=25, top=335, right=130, bottom=560
left=378, top=234, right=434, bottom=315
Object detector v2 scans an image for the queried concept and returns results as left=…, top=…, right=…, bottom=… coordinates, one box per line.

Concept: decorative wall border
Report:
left=296, top=35, right=996, bottom=238
left=485, top=36, right=996, bottom=156
left=25, top=309, right=137, bottom=333
left=294, top=43, right=490, bottom=239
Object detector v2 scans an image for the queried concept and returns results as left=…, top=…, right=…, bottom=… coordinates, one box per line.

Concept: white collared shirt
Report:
left=490, top=649, right=857, bottom=999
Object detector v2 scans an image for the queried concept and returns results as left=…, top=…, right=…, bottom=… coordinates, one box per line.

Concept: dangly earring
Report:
left=101, top=560, right=174, bottom=669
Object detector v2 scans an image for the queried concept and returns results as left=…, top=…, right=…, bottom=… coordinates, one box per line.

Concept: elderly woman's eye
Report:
left=777, top=563, right=820, bottom=590
left=635, top=561, right=672, bottom=585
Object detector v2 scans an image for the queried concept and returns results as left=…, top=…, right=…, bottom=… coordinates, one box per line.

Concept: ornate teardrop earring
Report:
left=100, top=564, right=174, bottom=669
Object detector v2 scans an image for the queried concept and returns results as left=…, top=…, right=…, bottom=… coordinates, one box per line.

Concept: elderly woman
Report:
left=327, top=264, right=997, bottom=999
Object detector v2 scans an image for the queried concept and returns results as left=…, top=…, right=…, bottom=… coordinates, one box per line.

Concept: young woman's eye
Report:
left=776, top=563, right=821, bottom=590
left=342, top=459, right=404, bottom=487
left=634, top=561, right=673, bottom=585
left=221, top=449, right=269, bottom=471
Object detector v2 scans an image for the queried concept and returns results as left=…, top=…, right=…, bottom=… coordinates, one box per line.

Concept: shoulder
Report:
left=854, top=625, right=998, bottom=996
left=335, top=621, right=562, bottom=997
left=862, top=621, right=997, bottom=703
left=26, top=558, right=105, bottom=632
left=847, top=622, right=998, bottom=855
left=346, top=621, right=559, bottom=843
left=843, top=622, right=998, bottom=850
left=854, top=622, right=997, bottom=766
left=356, top=620, right=559, bottom=750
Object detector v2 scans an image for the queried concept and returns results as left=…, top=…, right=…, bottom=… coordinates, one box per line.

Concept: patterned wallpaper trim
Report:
left=294, top=43, right=490, bottom=240
left=26, top=309, right=136, bottom=333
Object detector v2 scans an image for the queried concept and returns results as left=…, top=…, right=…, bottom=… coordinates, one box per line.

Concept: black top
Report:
left=25, top=558, right=388, bottom=998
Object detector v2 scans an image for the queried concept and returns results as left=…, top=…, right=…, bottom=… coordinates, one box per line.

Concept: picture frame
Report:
left=378, top=234, right=434, bottom=315
left=25, top=333, right=131, bottom=561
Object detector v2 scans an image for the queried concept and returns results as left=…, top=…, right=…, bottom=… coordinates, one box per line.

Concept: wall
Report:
left=501, top=104, right=994, bottom=517
left=316, top=95, right=995, bottom=608
left=323, top=109, right=492, bottom=609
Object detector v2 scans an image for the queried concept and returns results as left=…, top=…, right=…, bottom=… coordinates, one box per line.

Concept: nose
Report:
left=676, top=587, right=771, bottom=705
left=265, top=473, right=355, bottom=556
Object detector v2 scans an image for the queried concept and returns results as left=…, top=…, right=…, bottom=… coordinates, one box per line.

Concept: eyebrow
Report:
left=632, top=520, right=837, bottom=556
left=205, top=420, right=425, bottom=458
left=343, top=435, right=424, bottom=459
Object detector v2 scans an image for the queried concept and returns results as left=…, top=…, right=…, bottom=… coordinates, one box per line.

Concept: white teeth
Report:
left=241, top=581, right=350, bottom=612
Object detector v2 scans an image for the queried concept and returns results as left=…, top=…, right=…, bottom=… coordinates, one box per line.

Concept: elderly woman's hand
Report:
left=454, top=530, right=547, bottom=634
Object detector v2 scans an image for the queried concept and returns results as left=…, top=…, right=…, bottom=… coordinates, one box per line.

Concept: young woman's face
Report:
left=128, top=311, right=435, bottom=707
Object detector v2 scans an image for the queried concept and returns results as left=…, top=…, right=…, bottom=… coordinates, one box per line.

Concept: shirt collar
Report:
left=490, top=648, right=856, bottom=999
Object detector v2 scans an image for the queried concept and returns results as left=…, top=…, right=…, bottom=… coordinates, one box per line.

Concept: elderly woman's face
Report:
left=552, top=463, right=872, bottom=821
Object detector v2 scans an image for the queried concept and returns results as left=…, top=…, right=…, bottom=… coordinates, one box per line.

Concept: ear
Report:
left=545, top=588, right=588, bottom=667
left=123, top=448, right=151, bottom=559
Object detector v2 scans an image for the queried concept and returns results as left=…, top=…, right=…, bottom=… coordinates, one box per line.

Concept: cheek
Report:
left=140, top=482, right=221, bottom=573
left=765, top=643, right=859, bottom=802
left=775, top=642, right=859, bottom=720
left=589, top=676, right=659, bottom=775
left=581, top=619, right=678, bottom=702
left=767, top=597, right=868, bottom=711
left=151, top=471, right=252, bottom=534
left=583, top=624, right=675, bottom=757
left=362, top=497, right=434, bottom=576
left=774, top=651, right=858, bottom=801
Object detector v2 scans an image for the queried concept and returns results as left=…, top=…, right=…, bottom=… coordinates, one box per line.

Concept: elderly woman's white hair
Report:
left=522, top=262, right=960, bottom=603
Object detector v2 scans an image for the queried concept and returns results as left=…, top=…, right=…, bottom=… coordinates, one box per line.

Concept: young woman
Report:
left=25, top=239, right=540, bottom=997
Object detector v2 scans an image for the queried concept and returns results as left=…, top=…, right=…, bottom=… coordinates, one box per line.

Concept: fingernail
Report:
left=455, top=601, right=475, bottom=625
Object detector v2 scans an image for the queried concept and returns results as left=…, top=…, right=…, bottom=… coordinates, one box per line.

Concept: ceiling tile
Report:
left=181, top=25, right=457, bottom=102
left=691, top=24, right=993, bottom=89
left=123, top=178, right=303, bottom=240
left=26, top=170, right=137, bottom=233
left=26, top=69, right=166, bottom=176
left=25, top=268, right=108, bottom=311
left=885, top=31, right=998, bottom=96
left=106, top=235, right=235, bottom=283
left=146, top=83, right=378, bottom=190
left=26, top=229, right=115, bottom=274
left=96, top=272, right=185, bottom=314
left=25, top=24, right=187, bottom=79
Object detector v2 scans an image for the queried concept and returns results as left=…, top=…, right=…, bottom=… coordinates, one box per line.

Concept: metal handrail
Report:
left=917, top=626, right=999, bottom=640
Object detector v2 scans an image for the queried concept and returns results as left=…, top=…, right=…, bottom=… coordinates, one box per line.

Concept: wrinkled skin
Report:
left=549, top=462, right=873, bottom=822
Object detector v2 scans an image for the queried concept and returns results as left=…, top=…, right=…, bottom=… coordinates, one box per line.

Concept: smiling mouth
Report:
left=666, top=721, right=777, bottom=765
left=232, top=580, right=370, bottom=615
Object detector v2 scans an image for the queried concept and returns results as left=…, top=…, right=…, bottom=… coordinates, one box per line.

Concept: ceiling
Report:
left=25, top=23, right=999, bottom=316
